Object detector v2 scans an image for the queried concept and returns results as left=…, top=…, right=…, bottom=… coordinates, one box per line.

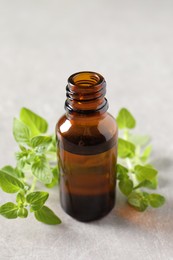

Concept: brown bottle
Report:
left=56, top=71, right=118, bottom=222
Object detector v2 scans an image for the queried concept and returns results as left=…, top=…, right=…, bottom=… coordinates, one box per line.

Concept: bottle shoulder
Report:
left=56, top=113, right=118, bottom=147
left=56, top=113, right=117, bottom=134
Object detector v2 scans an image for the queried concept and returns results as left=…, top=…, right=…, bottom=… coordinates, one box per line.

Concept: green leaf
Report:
left=148, top=194, right=166, bottom=208
left=136, top=176, right=158, bottom=190
left=16, top=192, right=26, bottom=205
left=16, top=147, right=30, bottom=158
left=16, top=157, right=26, bottom=170
left=141, top=146, right=152, bottom=162
left=0, top=170, right=24, bottom=193
left=118, top=138, right=135, bottom=158
left=116, top=164, right=129, bottom=180
left=15, top=148, right=30, bottom=169
left=117, top=164, right=128, bottom=174
left=16, top=150, right=36, bottom=168
left=17, top=208, right=28, bottom=218
left=45, top=166, right=59, bottom=188
left=19, top=145, right=28, bottom=152
left=134, top=165, right=158, bottom=182
left=116, top=108, right=136, bottom=129
left=128, top=134, right=150, bottom=147
left=20, top=107, right=48, bottom=137
left=133, top=178, right=158, bottom=190
left=145, top=177, right=158, bottom=189
left=34, top=206, right=61, bottom=225
left=26, top=191, right=49, bottom=211
left=1, top=165, right=24, bottom=179
left=144, top=164, right=155, bottom=169
left=31, top=157, right=53, bottom=184
left=119, top=178, right=133, bottom=196
left=48, top=134, right=57, bottom=152
left=31, top=135, right=52, bottom=148
left=128, top=191, right=149, bottom=211
left=15, top=168, right=25, bottom=178
left=1, top=165, right=18, bottom=178
left=13, top=118, right=31, bottom=145
left=0, top=202, right=18, bottom=219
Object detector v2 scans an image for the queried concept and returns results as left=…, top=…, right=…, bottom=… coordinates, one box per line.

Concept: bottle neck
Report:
left=65, top=71, right=108, bottom=117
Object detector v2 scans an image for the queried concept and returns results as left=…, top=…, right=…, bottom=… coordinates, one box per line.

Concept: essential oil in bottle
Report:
left=56, top=71, right=118, bottom=222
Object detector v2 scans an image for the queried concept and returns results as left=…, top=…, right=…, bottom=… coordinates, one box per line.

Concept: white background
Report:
left=0, top=0, right=173, bottom=259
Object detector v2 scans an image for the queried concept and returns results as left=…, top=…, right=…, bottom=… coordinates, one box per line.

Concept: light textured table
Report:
left=0, top=1, right=173, bottom=259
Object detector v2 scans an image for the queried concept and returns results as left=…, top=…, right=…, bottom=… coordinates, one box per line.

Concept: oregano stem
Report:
left=30, top=177, right=37, bottom=192
left=133, top=146, right=141, bottom=165
left=123, top=128, right=129, bottom=140
left=126, top=158, right=138, bottom=188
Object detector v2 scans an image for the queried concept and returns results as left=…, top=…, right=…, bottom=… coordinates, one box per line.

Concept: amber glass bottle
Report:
left=56, top=71, right=118, bottom=222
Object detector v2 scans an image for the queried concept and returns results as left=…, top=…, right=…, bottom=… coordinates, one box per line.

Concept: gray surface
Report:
left=0, top=0, right=173, bottom=259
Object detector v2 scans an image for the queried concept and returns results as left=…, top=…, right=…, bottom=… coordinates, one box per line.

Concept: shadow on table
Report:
left=98, top=197, right=173, bottom=237
left=96, top=152, right=173, bottom=236
left=100, top=155, right=173, bottom=233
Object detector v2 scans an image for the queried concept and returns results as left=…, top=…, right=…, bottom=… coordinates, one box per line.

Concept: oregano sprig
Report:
left=0, top=108, right=61, bottom=224
left=116, top=108, right=165, bottom=211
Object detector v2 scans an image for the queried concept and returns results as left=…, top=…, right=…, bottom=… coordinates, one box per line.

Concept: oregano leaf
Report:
left=16, top=192, right=26, bottom=205
left=17, top=208, right=28, bottom=218
left=45, top=166, right=59, bottom=188
left=31, top=135, right=52, bottom=148
left=148, top=194, right=166, bottom=208
left=118, top=138, right=135, bottom=158
left=31, top=157, right=53, bottom=184
left=134, top=165, right=158, bottom=182
left=0, top=170, right=24, bottom=193
left=116, top=108, right=136, bottom=129
left=26, top=191, right=49, bottom=211
left=20, top=107, right=48, bottom=137
left=34, top=206, right=61, bottom=225
left=0, top=202, right=18, bottom=219
left=13, top=118, right=31, bottom=145
left=119, top=178, right=133, bottom=196
left=140, top=146, right=152, bottom=162
left=1, top=165, right=24, bottom=179
left=116, top=164, right=129, bottom=180
left=128, top=191, right=149, bottom=212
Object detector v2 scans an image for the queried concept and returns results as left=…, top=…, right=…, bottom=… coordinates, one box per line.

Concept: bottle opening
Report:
left=68, top=71, right=104, bottom=88
left=66, top=71, right=108, bottom=114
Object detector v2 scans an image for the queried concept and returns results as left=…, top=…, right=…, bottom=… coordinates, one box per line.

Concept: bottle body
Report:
left=56, top=71, right=118, bottom=222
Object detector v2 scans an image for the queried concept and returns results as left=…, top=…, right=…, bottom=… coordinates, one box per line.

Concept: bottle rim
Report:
left=68, top=71, right=105, bottom=89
